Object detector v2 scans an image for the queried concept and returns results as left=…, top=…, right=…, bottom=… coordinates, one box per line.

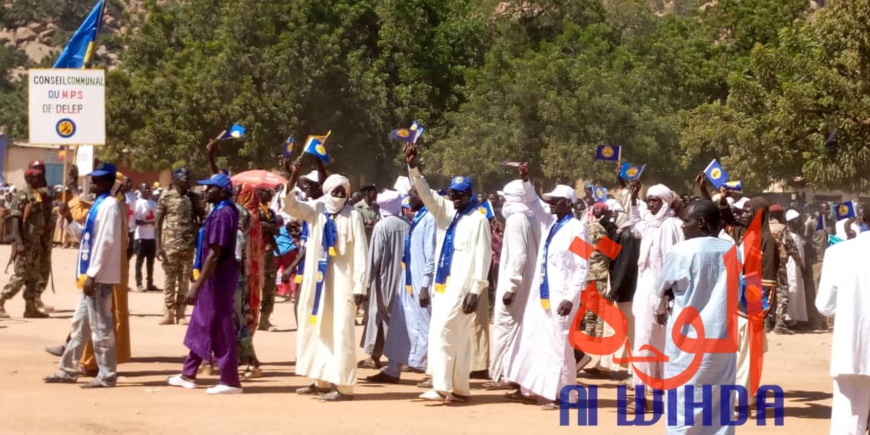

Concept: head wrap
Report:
left=605, top=198, right=624, bottom=213
left=376, top=189, right=403, bottom=217
left=592, top=202, right=608, bottom=215
left=500, top=179, right=532, bottom=219
left=786, top=209, right=800, bottom=222
left=321, top=174, right=350, bottom=214
left=647, top=184, right=675, bottom=205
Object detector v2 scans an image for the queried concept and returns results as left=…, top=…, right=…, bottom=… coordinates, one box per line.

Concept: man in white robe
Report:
left=816, top=207, right=870, bottom=435
left=656, top=200, right=737, bottom=435
left=486, top=176, right=540, bottom=389
left=283, top=168, right=368, bottom=402
left=785, top=209, right=808, bottom=324
left=405, top=144, right=492, bottom=402
left=506, top=184, right=588, bottom=410
left=628, top=183, right=684, bottom=401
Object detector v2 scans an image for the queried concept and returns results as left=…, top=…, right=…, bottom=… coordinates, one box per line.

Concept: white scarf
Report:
left=638, top=184, right=676, bottom=268
left=500, top=179, right=533, bottom=219
left=320, top=174, right=353, bottom=254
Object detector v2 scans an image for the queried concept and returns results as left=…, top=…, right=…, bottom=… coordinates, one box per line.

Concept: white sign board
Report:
left=28, top=69, right=106, bottom=145
left=75, top=145, right=94, bottom=176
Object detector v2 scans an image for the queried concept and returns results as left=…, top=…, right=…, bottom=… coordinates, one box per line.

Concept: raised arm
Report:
left=404, top=143, right=454, bottom=223
left=282, top=159, right=317, bottom=223
left=207, top=139, right=220, bottom=175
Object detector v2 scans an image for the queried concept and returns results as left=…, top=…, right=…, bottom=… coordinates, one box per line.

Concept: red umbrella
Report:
left=231, top=170, right=288, bottom=189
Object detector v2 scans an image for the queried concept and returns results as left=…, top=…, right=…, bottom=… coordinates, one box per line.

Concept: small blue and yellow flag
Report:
left=704, top=159, right=730, bottom=189
left=282, top=136, right=295, bottom=157
left=835, top=200, right=856, bottom=221
left=219, top=124, right=246, bottom=140
left=592, top=185, right=608, bottom=203
left=390, top=128, right=414, bottom=142
left=53, top=0, right=106, bottom=69
left=304, top=131, right=331, bottom=163
left=723, top=180, right=743, bottom=192
left=595, top=145, right=621, bottom=162
left=618, top=162, right=645, bottom=181
left=478, top=200, right=495, bottom=220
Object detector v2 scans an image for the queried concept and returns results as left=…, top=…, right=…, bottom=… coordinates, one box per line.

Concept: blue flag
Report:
left=54, top=0, right=107, bottom=69
left=592, top=185, right=607, bottom=203
left=618, top=162, right=645, bottom=181
left=478, top=200, right=495, bottom=220
left=390, top=128, right=414, bottom=142
left=595, top=145, right=621, bottom=161
left=410, top=120, right=424, bottom=144
left=219, top=124, right=246, bottom=140
left=723, top=180, right=743, bottom=192
left=704, top=159, right=730, bottom=189
left=835, top=201, right=856, bottom=220
left=304, top=132, right=331, bottom=163
left=282, top=136, right=295, bottom=157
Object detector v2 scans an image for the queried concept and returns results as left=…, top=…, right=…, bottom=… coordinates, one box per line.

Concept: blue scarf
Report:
left=294, top=221, right=309, bottom=284
left=434, top=199, right=478, bottom=294
left=192, top=199, right=232, bottom=280
left=403, top=207, right=428, bottom=294
left=539, top=214, right=572, bottom=310
left=309, top=211, right=338, bottom=324
left=76, top=193, right=110, bottom=289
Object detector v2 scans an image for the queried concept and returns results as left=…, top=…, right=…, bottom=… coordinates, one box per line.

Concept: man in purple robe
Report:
left=167, top=173, right=242, bottom=395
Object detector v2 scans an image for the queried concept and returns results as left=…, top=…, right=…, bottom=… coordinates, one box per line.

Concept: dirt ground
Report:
left=0, top=244, right=834, bottom=434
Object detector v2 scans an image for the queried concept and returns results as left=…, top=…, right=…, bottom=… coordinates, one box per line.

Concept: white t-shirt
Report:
left=134, top=198, right=157, bottom=240
left=124, top=191, right=137, bottom=234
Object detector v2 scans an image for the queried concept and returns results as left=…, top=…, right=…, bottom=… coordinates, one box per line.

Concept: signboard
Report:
left=28, top=69, right=106, bottom=145
left=75, top=145, right=94, bottom=175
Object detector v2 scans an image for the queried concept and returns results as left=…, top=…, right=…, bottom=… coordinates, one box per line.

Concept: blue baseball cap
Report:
left=448, top=176, right=472, bottom=192
left=197, top=173, right=233, bottom=193
left=88, top=163, right=117, bottom=179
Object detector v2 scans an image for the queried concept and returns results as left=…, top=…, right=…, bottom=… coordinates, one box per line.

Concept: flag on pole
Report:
left=304, top=131, right=331, bottom=162
left=618, top=162, right=645, bottom=181
left=218, top=124, right=246, bottom=140
left=704, top=159, right=730, bottom=189
left=53, top=0, right=107, bottom=69
left=282, top=136, right=295, bottom=157
left=595, top=145, right=621, bottom=161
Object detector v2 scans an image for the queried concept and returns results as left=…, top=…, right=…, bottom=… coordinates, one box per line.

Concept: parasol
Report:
left=231, top=170, right=288, bottom=189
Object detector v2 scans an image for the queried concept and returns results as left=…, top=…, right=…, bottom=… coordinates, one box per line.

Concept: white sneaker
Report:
left=576, top=354, right=593, bottom=374
left=167, top=374, right=196, bottom=389
left=206, top=384, right=243, bottom=395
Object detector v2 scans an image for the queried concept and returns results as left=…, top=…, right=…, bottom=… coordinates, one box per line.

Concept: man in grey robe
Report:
left=359, top=190, right=409, bottom=370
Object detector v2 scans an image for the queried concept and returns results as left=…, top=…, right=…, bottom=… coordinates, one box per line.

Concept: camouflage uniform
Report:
left=259, top=206, right=278, bottom=316
left=2, top=187, right=52, bottom=303
left=36, top=188, right=56, bottom=295
left=583, top=220, right=611, bottom=337
left=769, top=219, right=797, bottom=331
left=157, top=189, right=201, bottom=311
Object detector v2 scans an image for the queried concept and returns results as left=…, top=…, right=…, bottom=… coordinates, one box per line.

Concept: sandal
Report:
left=44, top=373, right=76, bottom=384
left=504, top=391, right=537, bottom=405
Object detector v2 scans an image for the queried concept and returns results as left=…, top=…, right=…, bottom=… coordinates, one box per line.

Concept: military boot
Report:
left=24, top=300, right=49, bottom=318
left=258, top=312, right=273, bottom=331
left=0, top=296, right=10, bottom=319
left=176, top=305, right=188, bottom=325
left=159, top=307, right=175, bottom=325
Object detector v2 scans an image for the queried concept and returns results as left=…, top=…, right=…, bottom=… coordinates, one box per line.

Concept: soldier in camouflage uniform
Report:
left=768, top=205, right=798, bottom=335
left=155, top=168, right=205, bottom=325
left=257, top=188, right=279, bottom=331
left=0, top=161, right=52, bottom=318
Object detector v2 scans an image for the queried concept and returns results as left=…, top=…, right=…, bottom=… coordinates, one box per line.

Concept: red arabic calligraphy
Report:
left=568, top=213, right=765, bottom=394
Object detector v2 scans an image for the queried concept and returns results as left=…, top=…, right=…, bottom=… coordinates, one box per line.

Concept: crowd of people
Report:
left=0, top=140, right=867, bottom=434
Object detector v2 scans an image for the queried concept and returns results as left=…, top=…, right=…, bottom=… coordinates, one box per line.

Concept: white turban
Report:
left=647, top=184, right=674, bottom=205
left=500, top=179, right=532, bottom=219
left=321, top=174, right=350, bottom=214
left=377, top=189, right=403, bottom=217
left=786, top=209, right=800, bottom=222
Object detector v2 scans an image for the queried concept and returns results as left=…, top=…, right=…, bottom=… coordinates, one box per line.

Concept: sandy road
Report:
left=0, top=244, right=834, bottom=434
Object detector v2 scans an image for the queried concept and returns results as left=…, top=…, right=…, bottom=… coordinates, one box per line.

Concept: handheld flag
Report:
left=304, top=131, right=331, bottom=163
left=723, top=180, right=743, bottom=192
left=618, top=162, right=645, bottom=181
left=595, top=145, right=621, bottom=162
left=282, top=136, right=295, bottom=157
left=592, top=185, right=607, bottom=203
left=499, top=161, right=524, bottom=168
left=410, top=120, right=424, bottom=144
left=218, top=124, right=246, bottom=140
left=478, top=200, right=495, bottom=220
left=835, top=201, right=856, bottom=220
left=53, top=0, right=106, bottom=69
left=704, top=159, right=730, bottom=189
left=389, top=128, right=414, bottom=142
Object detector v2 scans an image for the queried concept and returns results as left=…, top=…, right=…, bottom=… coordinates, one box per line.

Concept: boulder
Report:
left=14, top=27, right=38, bottom=44
left=26, top=22, right=45, bottom=33
left=24, top=42, right=53, bottom=64
left=38, top=28, right=55, bottom=42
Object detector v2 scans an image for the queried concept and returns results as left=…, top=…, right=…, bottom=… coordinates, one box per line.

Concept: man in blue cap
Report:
left=44, top=163, right=123, bottom=388
left=404, top=143, right=492, bottom=402
left=167, top=173, right=242, bottom=394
